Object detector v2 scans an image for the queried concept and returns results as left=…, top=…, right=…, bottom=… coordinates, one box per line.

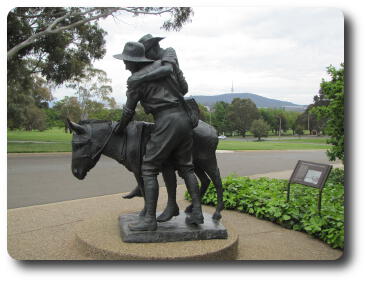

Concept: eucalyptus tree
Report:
left=7, top=7, right=193, bottom=129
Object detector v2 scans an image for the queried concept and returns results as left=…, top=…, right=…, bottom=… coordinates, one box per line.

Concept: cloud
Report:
left=55, top=7, right=343, bottom=106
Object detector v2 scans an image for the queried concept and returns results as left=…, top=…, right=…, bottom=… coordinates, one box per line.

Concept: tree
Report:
left=7, top=7, right=193, bottom=60
left=212, top=101, right=230, bottom=135
left=250, top=119, right=270, bottom=141
left=7, top=7, right=193, bottom=129
left=295, top=125, right=304, bottom=138
left=53, top=96, right=82, bottom=124
left=23, top=104, right=47, bottom=131
left=7, top=73, right=52, bottom=130
left=311, top=64, right=344, bottom=162
left=260, top=108, right=285, bottom=135
left=227, top=98, right=260, bottom=137
left=44, top=108, right=63, bottom=128
left=133, top=104, right=154, bottom=123
left=296, top=106, right=325, bottom=135
left=198, top=104, right=210, bottom=123
left=285, top=111, right=300, bottom=135
left=66, top=67, right=112, bottom=120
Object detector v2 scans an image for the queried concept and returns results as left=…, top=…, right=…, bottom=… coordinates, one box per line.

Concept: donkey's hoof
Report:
left=212, top=212, right=222, bottom=221
left=184, top=204, right=193, bottom=213
left=185, top=211, right=204, bottom=225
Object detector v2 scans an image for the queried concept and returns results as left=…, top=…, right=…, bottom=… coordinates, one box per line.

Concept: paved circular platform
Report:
left=75, top=211, right=239, bottom=260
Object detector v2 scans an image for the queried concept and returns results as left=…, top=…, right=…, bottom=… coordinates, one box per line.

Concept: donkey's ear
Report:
left=66, top=118, right=85, bottom=135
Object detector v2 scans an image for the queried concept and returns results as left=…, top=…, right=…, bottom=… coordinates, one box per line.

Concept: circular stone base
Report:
left=75, top=212, right=238, bottom=260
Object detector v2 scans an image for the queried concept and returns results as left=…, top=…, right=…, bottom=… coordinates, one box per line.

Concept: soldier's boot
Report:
left=128, top=176, right=158, bottom=231
left=183, top=173, right=204, bottom=225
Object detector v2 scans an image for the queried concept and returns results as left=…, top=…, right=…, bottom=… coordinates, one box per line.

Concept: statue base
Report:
left=119, top=211, right=228, bottom=243
left=75, top=211, right=238, bottom=260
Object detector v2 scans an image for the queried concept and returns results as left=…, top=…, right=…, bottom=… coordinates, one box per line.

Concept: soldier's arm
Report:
left=127, top=60, right=173, bottom=88
left=114, top=88, right=141, bottom=135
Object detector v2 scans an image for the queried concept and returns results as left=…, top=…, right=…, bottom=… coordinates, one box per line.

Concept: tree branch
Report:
left=7, top=7, right=182, bottom=60
left=7, top=8, right=117, bottom=60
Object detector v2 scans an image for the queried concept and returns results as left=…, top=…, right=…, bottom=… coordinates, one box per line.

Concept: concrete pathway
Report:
left=7, top=168, right=343, bottom=260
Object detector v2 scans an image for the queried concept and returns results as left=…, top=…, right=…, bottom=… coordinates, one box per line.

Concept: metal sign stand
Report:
left=286, top=160, right=333, bottom=214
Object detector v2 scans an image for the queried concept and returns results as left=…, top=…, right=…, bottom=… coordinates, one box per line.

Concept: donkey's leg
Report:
left=203, top=159, right=224, bottom=220
left=184, top=165, right=211, bottom=213
left=157, top=165, right=179, bottom=222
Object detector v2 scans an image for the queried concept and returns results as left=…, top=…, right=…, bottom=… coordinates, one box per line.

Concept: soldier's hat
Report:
left=113, top=41, right=154, bottom=62
left=138, top=34, right=165, bottom=52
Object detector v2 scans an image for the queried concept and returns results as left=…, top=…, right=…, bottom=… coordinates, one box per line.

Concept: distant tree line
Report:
left=197, top=98, right=327, bottom=138
left=8, top=93, right=328, bottom=138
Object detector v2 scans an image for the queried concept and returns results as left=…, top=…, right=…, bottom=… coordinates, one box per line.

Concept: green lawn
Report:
left=7, top=128, right=330, bottom=153
left=7, top=127, right=71, bottom=142
left=7, top=128, right=72, bottom=153
left=271, top=138, right=328, bottom=144
left=217, top=140, right=331, bottom=150
left=7, top=142, right=71, bottom=153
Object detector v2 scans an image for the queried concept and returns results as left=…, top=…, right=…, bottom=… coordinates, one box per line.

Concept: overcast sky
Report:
left=54, top=7, right=344, bottom=106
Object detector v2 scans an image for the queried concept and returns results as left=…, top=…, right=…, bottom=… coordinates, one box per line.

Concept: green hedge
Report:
left=185, top=169, right=344, bottom=249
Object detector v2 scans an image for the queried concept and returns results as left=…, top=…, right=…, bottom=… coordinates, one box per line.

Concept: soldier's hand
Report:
left=114, top=122, right=124, bottom=136
left=127, top=75, right=142, bottom=88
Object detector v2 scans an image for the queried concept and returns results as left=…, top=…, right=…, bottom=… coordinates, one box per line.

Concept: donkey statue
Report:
left=67, top=118, right=224, bottom=221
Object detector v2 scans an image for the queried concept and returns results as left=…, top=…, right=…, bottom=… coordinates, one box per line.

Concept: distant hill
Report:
left=191, top=93, right=307, bottom=111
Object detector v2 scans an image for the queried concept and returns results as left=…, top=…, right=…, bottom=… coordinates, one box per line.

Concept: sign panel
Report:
left=289, top=160, right=332, bottom=189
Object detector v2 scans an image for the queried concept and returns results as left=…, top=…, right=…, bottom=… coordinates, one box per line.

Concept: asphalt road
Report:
left=7, top=150, right=338, bottom=208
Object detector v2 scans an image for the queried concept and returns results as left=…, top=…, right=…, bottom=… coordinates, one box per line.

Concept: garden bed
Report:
left=185, top=169, right=344, bottom=249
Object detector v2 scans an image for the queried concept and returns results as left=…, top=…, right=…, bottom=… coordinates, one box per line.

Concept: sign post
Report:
left=287, top=160, right=333, bottom=213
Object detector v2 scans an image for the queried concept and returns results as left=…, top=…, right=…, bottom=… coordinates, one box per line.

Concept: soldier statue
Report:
left=113, top=41, right=204, bottom=231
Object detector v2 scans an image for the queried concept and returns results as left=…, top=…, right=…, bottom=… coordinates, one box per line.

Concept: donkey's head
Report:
left=67, top=119, right=110, bottom=180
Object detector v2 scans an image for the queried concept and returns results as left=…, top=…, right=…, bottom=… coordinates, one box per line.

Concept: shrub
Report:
left=185, top=169, right=344, bottom=249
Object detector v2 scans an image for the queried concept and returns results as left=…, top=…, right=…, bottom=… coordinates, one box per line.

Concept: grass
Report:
left=7, top=127, right=71, bottom=142
left=271, top=138, right=328, bottom=144
left=7, top=142, right=71, bottom=153
left=217, top=140, right=331, bottom=150
left=7, top=128, right=72, bottom=153
left=7, top=127, right=330, bottom=153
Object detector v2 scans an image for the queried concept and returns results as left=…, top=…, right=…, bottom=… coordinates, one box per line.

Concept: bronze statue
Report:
left=111, top=41, right=205, bottom=231
left=123, top=34, right=187, bottom=200
left=122, top=34, right=199, bottom=218
left=67, top=119, right=224, bottom=221
left=68, top=37, right=225, bottom=235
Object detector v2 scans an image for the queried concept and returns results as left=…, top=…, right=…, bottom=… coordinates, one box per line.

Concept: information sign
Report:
left=287, top=160, right=333, bottom=213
